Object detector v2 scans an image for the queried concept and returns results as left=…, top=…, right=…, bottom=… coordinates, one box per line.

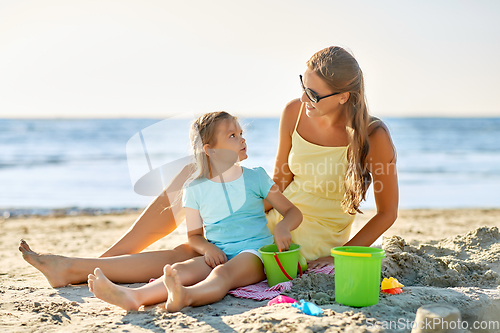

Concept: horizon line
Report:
left=1, top=115, right=500, bottom=120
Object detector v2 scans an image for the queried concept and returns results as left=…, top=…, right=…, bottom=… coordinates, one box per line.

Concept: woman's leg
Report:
left=100, top=168, right=190, bottom=258
left=18, top=165, right=198, bottom=287
left=162, top=252, right=266, bottom=312
left=87, top=257, right=213, bottom=310
left=19, top=240, right=201, bottom=287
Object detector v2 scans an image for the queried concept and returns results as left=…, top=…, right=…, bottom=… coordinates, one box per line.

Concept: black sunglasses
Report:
left=299, top=75, right=340, bottom=103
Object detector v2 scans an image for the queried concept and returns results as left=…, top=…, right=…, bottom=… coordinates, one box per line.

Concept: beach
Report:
left=2, top=1, right=500, bottom=331
left=1, top=208, right=499, bottom=332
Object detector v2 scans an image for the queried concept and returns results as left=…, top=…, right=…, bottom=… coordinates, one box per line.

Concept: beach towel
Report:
left=228, top=265, right=335, bottom=301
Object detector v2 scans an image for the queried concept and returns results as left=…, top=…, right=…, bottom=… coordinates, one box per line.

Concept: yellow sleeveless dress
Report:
left=266, top=104, right=356, bottom=261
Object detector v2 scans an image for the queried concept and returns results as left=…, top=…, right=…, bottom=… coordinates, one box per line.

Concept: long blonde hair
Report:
left=189, top=111, right=238, bottom=181
left=306, top=46, right=371, bottom=215
left=164, top=111, right=237, bottom=211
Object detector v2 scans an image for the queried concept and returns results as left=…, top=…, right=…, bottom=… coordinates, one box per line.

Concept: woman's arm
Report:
left=307, top=123, right=398, bottom=269
left=344, top=124, right=399, bottom=246
left=264, top=99, right=301, bottom=212
left=265, top=184, right=303, bottom=251
left=185, top=207, right=227, bottom=268
left=99, top=164, right=194, bottom=257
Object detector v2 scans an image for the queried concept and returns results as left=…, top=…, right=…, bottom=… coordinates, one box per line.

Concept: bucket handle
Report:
left=273, top=252, right=303, bottom=280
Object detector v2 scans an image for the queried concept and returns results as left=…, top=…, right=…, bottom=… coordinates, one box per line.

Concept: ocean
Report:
left=1, top=117, right=499, bottom=216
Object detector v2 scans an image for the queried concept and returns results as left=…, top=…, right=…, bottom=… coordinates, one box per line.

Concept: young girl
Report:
left=87, top=111, right=302, bottom=311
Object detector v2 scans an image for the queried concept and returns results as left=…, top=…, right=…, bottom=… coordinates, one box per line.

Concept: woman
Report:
left=19, top=46, right=397, bottom=287
left=266, top=46, right=398, bottom=267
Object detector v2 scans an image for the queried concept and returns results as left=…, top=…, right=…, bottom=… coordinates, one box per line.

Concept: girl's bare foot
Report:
left=18, top=239, right=74, bottom=287
left=163, top=265, right=190, bottom=312
left=88, top=268, right=141, bottom=311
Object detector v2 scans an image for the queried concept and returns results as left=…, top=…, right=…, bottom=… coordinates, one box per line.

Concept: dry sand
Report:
left=1, top=209, right=499, bottom=332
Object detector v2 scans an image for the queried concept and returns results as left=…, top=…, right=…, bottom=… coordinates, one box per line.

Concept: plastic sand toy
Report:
left=331, top=246, right=386, bottom=307
left=291, top=299, right=323, bottom=316
left=259, top=244, right=301, bottom=287
left=267, top=295, right=297, bottom=306
left=381, top=277, right=404, bottom=294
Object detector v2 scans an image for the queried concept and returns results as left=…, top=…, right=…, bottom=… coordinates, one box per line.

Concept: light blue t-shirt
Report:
left=182, top=166, right=275, bottom=259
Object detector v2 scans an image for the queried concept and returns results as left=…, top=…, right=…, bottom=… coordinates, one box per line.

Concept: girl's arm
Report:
left=264, top=99, right=301, bottom=212
left=307, top=124, right=398, bottom=269
left=100, top=164, right=194, bottom=257
left=265, top=184, right=303, bottom=251
left=185, top=207, right=227, bottom=268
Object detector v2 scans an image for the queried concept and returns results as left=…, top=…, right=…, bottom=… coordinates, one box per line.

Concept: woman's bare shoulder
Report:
left=280, top=99, right=302, bottom=133
left=282, top=99, right=301, bottom=117
left=367, top=117, right=396, bottom=163
left=368, top=116, right=391, bottom=135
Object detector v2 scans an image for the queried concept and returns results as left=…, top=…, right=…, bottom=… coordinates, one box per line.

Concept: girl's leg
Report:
left=163, top=252, right=265, bottom=312
left=88, top=257, right=213, bottom=310
left=19, top=240, right=200, bottom=287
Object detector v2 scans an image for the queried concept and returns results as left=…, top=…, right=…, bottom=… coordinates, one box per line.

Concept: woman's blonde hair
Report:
left=306, top=46, right=371, bottom=215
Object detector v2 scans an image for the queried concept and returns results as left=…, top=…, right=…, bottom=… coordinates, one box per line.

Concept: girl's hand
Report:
left=307, top=256, right=335, bottom=269
left=274, top=222, right=292, bottom=252
left=204, top=245, right=227, bottom=268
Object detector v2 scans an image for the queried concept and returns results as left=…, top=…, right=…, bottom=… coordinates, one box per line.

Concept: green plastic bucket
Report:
left=331, top=246, right=386, bottom=307
left=259, top=244, right=301, bottom=287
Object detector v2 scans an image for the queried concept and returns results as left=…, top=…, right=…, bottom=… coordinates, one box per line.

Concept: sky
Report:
left=1, top=0, right=499, bottom=119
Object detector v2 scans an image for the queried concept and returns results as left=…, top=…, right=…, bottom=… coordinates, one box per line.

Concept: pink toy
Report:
left=267, top=295, right=297, bottom=306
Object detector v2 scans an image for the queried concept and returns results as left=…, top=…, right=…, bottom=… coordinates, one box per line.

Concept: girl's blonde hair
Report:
left=164, top=111, right=237, bottom=211
left=306, top=46, right=371, bottom=215
left=188, top=111, right=238, bottom=181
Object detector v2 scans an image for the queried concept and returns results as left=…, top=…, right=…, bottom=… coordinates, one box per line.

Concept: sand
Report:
left=1, top=209, right=499, bottom=332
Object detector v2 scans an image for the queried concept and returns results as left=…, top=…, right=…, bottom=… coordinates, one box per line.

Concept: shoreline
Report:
left=0, top=207, right=144, bottom=219
left=2, top=205, right=499, bottom=217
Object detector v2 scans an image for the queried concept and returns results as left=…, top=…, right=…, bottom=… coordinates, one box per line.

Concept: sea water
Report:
left=1, top=117, right=499, bottom=214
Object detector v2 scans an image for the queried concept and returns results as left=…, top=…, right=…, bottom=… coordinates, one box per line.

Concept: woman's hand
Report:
left=307, top=256, right=335, bottom=269
left=204, top=244, right=227, bottom=268
left=273, top=222, right=292, bottom=252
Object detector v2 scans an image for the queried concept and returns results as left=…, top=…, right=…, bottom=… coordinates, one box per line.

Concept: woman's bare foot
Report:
left=18, top=239, right=75, bottom=287
left=163, top=265, right=190, bottom=312
left=88, top=268, right=141, bottom=311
